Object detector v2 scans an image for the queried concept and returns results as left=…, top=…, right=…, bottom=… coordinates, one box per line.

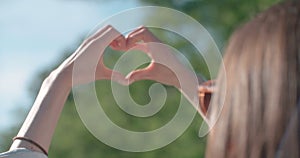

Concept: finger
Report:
left=80, top=25, right=113, bottom=50
left=110, top=34, right=126, bottom=51
left=126, top=63, right=155, bottom=85
left=96, top=64, right=127, bottom=85
left=126, top=27, right=148, bottom=49
left=128, top=26, right=160, bottom=42
left=91, top=27, right=128, bottom=85
left=64, top=25, right=114, bottom=68
left=111, top=71, right=128, bottom=85
left=127, top=43, right=153, bottom=58
left=126, top=26, right=160, bottom=49
left=88, top=26, right=124, bottom=53
left=93, top=27, right=124, bottom=64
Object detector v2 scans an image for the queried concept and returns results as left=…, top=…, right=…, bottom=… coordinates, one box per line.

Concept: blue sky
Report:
left=0, top=0, right=142, bottom=131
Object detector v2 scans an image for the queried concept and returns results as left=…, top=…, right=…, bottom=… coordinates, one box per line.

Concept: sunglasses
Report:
left=198, top=80, right=215, bottom=114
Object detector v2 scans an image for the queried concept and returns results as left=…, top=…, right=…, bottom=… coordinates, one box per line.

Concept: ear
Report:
left=198, top=89, right=211, bottom=115
left=198, top=80, right=215, bottom=117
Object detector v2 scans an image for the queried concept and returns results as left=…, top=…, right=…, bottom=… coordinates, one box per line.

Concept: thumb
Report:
left=111, top=71, right=128, bottom=86
left=126, top=64, right=154, bottom=85
left=96, top=65, right=127, bottom=85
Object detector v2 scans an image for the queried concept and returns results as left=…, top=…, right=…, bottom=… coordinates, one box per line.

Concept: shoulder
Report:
left=0, top=148, right=47, bottom=158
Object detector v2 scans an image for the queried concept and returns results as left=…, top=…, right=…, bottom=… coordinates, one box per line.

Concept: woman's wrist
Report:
left=45, top=67, right=73, bottom=91
left=11, top=67, right=72, bottom=153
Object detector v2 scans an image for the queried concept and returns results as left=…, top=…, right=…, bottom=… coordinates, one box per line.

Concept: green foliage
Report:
left=1, top=0, right=281, bottom=157
left=141, top=0, right=282, bottom=46
left=50, top=81, right=206, bottom=157
left=47, top=44, right=207, bottom=157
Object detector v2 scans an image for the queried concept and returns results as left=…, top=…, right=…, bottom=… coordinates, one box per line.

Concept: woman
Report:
left=0, top=26, right=130, bottom=158
left=0, top=24, right=198, bottom=158
left=1, top=1, right=299, bottom=158
left=204, top=1, right=300, bottom=157
left=119, top=1, right=300, bottom=157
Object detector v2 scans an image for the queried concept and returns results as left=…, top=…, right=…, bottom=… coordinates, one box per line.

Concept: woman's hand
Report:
left=10, top=25, right=129, bottom=154
left=54, top=25, right=127, bottom=87
left=111, top=26, right=192, bottom=89
left=112, top=26, right=201, bottom=89
left=112, top=26, right=202, bottom=114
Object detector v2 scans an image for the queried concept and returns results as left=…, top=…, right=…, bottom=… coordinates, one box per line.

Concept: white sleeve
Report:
left=0, top=148, right=47, bottom=158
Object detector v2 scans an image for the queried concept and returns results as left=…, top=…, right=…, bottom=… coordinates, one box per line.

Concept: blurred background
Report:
left=0, top=0, right=281, bottom=157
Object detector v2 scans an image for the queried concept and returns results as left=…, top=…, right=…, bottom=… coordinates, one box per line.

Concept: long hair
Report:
left=206, top=1, right=300, bottom=158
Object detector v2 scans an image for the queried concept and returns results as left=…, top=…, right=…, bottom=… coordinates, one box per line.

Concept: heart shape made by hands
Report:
left=69, top=25, right=202, bottom=117
left=107, top=26, right=183, bottom=88
left=107, top=26, right=203, bottom=117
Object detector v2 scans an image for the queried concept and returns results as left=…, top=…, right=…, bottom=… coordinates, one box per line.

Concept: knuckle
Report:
left=82, top=37, right=93, bottom=45
left=140, top=27, right=148, bottom=33
left=106, top=24, right=113, bottom=29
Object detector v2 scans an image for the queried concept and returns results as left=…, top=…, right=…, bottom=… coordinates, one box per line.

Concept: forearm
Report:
left=7, top=25, right=127, bottom=154
left=10, top=69, right=71, bottom=153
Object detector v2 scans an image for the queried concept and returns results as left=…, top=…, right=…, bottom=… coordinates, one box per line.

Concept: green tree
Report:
left=0, top=0, right=281, bottom=157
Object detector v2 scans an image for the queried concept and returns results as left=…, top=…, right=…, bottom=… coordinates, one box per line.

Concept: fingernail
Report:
left=117, top=41, right=122, bottom=46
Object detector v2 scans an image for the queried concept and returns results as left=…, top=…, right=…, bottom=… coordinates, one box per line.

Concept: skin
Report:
left=123, top=27, right=201, bottom=112
left=9, top=26, right=203, bottom=154
left=10, top=25, right=127, bottom=153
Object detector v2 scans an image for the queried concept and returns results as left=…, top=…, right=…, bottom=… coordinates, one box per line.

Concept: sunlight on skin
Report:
left=0, top=0, right=141, bottom=132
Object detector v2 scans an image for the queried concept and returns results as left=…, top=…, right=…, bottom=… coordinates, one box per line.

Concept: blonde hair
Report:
left=206, top=1, right=300, bottom=158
